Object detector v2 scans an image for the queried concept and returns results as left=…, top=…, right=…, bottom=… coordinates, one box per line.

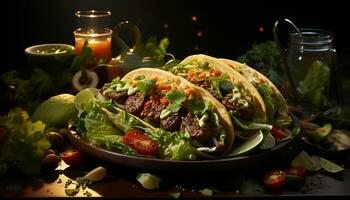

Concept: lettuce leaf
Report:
left=140, top=127, right=197, bottom=160
left=0, top=108, right=50, bottom=176
left=298, top=60, right=330, bottom=108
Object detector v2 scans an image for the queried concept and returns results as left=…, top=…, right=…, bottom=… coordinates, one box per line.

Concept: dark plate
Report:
left=300, top=136, right=350, bottom=159
left=67, top=129, right=294, bottom=174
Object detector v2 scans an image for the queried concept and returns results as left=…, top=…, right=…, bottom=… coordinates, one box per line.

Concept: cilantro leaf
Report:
left=166, top=90, right=186, bottom=104
left=137, top=79, right=156, bottom=96
left=187, top=98, right=209, bottom=115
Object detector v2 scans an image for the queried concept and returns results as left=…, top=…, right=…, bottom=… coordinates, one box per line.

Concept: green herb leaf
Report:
left=187, top=98, right=209, bottom=115
left=137, top=79, right=156, bottom=96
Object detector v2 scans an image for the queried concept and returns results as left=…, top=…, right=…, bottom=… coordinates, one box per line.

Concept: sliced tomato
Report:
left=271, top=127, right=289, bottom=139
left=61, top=149, right=83, bottom=167
left=263, top=170, right=286, bottom=189
left=123, top=130, right=158, bottom=155
left=285, top=167, right=306, bottom=179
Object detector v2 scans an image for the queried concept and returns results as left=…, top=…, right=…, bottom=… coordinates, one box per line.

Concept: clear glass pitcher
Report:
left=273, top=19, right=342, bottom=110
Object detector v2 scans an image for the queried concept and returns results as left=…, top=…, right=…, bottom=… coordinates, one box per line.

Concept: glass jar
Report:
left=286, top=29, right=338, bottom=109
left=73, top=10, right=112, bottom=62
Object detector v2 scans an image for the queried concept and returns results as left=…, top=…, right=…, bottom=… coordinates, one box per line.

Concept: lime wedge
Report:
left=259, top=132, right=276, bottom=150
left=227, top=130, right=263, bottom=157
left=320, top=157, right=344, bottom=173
left=74, top=88, right=99, bottom=114
left=291, top=151, right=320, bottom=171
left=310, top=156, right=322, bottom=171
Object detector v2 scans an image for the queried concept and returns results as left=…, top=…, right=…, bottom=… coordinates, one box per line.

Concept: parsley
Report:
left=187, top=98, right=209, bottom=115
left=137, top=79, right=156, bottom=96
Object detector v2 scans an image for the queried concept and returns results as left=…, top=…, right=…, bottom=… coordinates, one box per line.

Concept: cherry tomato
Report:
left=271, top=127, right=289, bottom=139
left=61, top=149, right=83, bottom=167
left=285, top=167, right=306, bottom=179
left=263, top=170, right=287, bottom=189
left=123, top=130, right=158, bottom=155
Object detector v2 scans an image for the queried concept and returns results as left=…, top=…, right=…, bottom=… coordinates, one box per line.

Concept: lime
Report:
left=291, top=151, right=319, bottom=171
left=31, top=94, right=75, bottom=128
left=320, top=157, right=344, bottom=173
left=310, top=156, right=322, bottom=171
left=227, top=130, right=263, bottom=157
left=259, top=132, right=276, bottom=150
left=74, top=88, right=99, bottom=115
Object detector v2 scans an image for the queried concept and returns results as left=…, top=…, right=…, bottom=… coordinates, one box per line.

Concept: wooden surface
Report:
left=1, top=142, right=349, bottom=198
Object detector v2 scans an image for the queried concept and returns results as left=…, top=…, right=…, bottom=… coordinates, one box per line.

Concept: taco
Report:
left=101, top=68, right=234, bottom=159
left=169, top=54, right=270, bottom=139
left=219, top=59, right=292, bottom=131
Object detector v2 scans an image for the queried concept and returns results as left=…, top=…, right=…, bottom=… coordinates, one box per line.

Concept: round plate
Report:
left=67, top=130, right=294, bottom=174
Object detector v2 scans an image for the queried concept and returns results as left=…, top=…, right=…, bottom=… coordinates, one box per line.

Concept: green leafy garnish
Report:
left=211, top=76, right=233, bottom=99
left=70, top=40, right=97, bottom=71
left=187, top=98, right=209, bottom=115
left=237, top=41, right=282, bottom=88
left=137, top=79, right=156, bottom=96
left=161, top=90, right=186, bottom=119
left=298, top=60, right=330, bottom=108
left=0, top=108, right=51, bottom=176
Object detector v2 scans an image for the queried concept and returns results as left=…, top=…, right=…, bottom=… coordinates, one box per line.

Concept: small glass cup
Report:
left=73, top=10, right=112, bottom=62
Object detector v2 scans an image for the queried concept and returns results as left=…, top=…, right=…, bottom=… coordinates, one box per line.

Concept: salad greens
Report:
left=73, top=89, right=198, bottom=160
left=237, top=41, right=283, bottom=88
left=297, top=60, right=330, bottom=108
left=0, top=108, right=50, bottom=176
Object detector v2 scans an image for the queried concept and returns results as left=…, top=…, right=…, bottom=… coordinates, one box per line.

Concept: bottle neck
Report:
left=288, top=29, right=334, bottom=51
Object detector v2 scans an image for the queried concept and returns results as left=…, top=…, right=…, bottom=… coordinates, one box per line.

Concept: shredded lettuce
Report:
left=140, top=127, right=197, bottom=160
left=230, top=112, right=272, bottom=131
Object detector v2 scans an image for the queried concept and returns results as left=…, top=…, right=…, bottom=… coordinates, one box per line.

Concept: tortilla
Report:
left=176, top=54, right=267, bottom=123
left=121, top=68, right=235, bottom=158
left=219, top=58, right=291, bottom=128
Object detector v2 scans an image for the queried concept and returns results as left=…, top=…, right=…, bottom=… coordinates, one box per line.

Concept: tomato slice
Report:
left=61, top=149, right=83, bottom=167
left=271, top=127, right=289, bottom=139
left=123, top=130, right=158, bottom=155
left=263, top=170, right=286, bottom=189
left=285, top=167, right=306, bottom=179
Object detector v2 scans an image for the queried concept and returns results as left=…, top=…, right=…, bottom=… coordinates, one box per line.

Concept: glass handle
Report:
left=273, top=19, right=301, bottom=97
left=113, top=21, right=142, bottom=54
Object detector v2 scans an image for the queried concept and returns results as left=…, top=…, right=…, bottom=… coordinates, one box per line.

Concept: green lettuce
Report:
left=140, top=127, right=197, bottom=160
left=298, top=60, right=331, bottom=108
left=0, top=108, right=51, bottom=176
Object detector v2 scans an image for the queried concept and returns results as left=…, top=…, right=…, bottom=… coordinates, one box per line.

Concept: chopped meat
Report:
left=105, top=91, right=128, bottom=105
left=141, top=99, right=166, bottom=123
left=160, top=112, right=182, bottom=131
left=180, top=113, right=217, bottom=142
left=124, top=92, right=147, bottom=116
left=221, top=93, right=254, bottom=120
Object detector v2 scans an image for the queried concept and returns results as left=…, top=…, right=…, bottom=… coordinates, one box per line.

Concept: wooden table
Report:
left=1, top=143, right=349, bottom=198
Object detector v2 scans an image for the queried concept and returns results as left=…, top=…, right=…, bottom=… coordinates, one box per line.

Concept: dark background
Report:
left=3, top=0, right=349, bottom=73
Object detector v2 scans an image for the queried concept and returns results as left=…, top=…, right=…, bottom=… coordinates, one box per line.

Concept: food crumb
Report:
left=57, top=179, right=62, bottom=184
left=168, top=192, right=181, bottom=199
left=199, top=188, right=213, bottom=196
left=65, top=188, right=80, bottom=196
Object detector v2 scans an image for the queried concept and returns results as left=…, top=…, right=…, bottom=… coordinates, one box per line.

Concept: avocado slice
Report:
left=304, top=123, right=332, bottom=143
